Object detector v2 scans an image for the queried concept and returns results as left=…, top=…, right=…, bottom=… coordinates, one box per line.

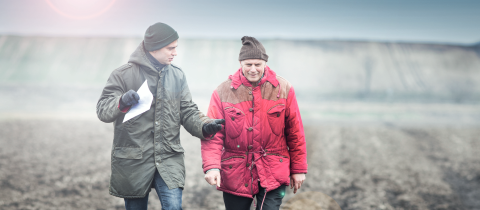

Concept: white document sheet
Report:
left=123, top=80, right=153, bottom=123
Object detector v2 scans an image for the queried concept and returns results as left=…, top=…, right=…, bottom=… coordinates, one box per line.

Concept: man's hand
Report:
left=202, top=119, right=225, bottom=136
left=120, top=90, right=140, bottom=109
left=290, top=173, right=306, bottom=194
left=204, top=170, right=221, bottom=187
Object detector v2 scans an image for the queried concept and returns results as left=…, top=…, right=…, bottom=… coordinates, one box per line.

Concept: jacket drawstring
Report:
left=249, top=147, right=268, bottom=210
left=260, top=192, right=267, bottom=210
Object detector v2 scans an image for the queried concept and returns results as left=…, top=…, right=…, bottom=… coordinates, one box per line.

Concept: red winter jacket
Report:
left=201, top=66, right=308, bottom=198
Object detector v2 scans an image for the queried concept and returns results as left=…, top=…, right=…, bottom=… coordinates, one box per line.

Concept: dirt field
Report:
left=0, top=119, right=479, bottom=210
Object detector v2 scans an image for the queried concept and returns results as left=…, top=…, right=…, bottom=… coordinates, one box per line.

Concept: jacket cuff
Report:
left=202, top=132, right=215, bottom=140
left=290, top=169, right=308, bottom=174
left=203, top=163, right=221, bottom=174
left=205, top=168, right=220, bottom=174
left=118, top=98, right=131, bottom=113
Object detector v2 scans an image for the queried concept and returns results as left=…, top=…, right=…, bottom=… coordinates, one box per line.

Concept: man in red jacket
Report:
left=201, top=36, right=308, bottom=210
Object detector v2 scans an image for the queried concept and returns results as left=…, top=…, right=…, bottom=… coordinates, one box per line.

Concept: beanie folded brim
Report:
left=144, top=31, right=179, bottom=52
left=239, top=50, right=269, bottom=62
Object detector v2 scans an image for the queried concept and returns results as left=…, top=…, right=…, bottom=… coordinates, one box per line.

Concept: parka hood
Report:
left=229, top=65, right=279, bottom=89
left=128, top=41, right=162, bottom=75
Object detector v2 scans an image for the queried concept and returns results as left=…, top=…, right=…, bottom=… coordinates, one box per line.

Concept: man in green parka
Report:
left=97, top=22, right=224, bottom=210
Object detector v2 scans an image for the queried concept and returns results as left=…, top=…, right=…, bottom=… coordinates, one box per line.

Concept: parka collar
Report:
left=229, top=65, right=279, bottom=89
left=128, top=41, right=170, bottom=76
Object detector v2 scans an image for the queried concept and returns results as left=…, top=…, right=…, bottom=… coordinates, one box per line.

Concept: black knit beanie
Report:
left=238, top=36, right=268, bottom=62
left=144, top=22, right=179, bottom=52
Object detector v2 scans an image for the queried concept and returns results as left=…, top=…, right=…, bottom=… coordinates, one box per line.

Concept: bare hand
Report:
left=204, top=170, right=221, bottom=187
left=290, top=174, right=305, bottom=194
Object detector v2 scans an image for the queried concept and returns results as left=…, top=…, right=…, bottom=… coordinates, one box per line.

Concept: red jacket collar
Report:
left=229, top=66, right=279, bottom=89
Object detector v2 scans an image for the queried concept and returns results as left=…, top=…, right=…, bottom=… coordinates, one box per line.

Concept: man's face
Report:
left=240, top=59, right=266, bottom=83
left=149, top=40, right=178, bottom=65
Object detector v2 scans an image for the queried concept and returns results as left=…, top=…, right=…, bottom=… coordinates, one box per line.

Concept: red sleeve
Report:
left=284, top=86, right=308, bottom=174
left=118, top=98, right=131, bottom=113
left=201, top=90, right=225, bottom=173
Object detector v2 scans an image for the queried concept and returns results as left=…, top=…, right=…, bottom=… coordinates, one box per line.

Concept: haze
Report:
left=0, top=0, right=479, bottom=44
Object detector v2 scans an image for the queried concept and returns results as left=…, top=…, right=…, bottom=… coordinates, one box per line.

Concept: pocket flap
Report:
left=113, top=147, right=143, bottom=159
left=169, top=144, right=185, bottom=153
left=267, top=104, right=285, bottom=114
left=225, top=107, right=245, bottom=116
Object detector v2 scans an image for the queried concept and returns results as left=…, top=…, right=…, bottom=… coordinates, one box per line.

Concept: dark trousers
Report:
left=223, top=184, right=286, bottom=210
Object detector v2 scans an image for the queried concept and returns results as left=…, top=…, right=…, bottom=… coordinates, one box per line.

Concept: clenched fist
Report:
left=204, top=170, right=221, bottom=187
left=202, top=119, right=225, bottom=136
left=120, top=89, right=140, bottom=110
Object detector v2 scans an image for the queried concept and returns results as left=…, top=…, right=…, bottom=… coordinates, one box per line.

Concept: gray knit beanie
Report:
left=238, top=36, right=268, bottom=62
left=144, top=22, right=179, bottom=52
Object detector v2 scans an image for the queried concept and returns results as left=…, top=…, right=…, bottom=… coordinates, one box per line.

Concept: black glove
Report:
left=119, top=90, right=140, bottom=110
left=202, top=119, right=225, bottom=136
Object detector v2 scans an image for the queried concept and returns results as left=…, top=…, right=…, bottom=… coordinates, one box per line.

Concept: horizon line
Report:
left=1, top=33, right=478, bottom=47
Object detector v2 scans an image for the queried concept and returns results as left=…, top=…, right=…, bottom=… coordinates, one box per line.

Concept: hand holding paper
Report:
left=123, top=80, right=153, bottom=123
left=119, top=90, right=140, bottom=110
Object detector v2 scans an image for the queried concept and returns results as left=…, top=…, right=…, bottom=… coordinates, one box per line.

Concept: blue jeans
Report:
left=124, top=170, right=183, bottom=210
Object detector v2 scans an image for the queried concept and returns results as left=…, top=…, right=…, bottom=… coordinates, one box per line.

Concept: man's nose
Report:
left=172, top=49, right=177, bottom=56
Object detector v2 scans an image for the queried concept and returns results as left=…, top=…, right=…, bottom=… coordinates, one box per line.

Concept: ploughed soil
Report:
left=0, top=119, right=479, bottom=210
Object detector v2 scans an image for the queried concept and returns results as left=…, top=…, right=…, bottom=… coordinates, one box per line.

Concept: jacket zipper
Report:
left=250, top=87, right=255, bottom=195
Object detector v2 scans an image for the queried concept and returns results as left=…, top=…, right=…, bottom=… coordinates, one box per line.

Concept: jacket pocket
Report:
left=265, top=152, right=290, bottom=185
left=220, top=155, right=245, bottom=191
left=221, top=155, right=245, bottom=162
left=169, top=143, right=185, bottom=153
left=224, top=107, right=245, bottom=139
left=123, top=112, right=142, bottom=127
left=113, top=147, right=143, bottom=159
left=267, top=104, right=285, bottom=136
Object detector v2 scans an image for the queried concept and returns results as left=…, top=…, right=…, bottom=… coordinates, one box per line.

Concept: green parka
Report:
left=96, top=42, right=211, bottom=198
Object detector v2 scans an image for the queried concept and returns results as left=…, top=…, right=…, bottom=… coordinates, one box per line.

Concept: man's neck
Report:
left=252, top=80, right=260, bottom=88
left=144, top=44, right=166, bottom=71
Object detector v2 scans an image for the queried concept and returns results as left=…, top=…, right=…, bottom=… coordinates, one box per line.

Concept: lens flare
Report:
left=45, top=0, right=116, bottom=20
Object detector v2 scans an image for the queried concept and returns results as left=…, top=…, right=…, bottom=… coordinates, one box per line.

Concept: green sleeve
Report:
left=179, top=75, right=211, bottom=139
left=96, top=70, right=126, bottom=123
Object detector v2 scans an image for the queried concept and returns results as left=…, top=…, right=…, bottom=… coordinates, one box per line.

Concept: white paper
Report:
left=123, top=80, right=153, bottom=123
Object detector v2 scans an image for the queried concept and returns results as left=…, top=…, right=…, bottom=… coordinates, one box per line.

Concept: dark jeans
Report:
left=223, top=184, right=286, bottom=210
left=124, top=170, right=183, bottom=210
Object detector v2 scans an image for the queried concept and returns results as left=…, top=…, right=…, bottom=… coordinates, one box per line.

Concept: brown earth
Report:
left=0, top=120, right=479, bottom=210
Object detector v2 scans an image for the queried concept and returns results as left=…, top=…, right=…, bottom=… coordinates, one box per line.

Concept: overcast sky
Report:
left=0, top=0, right=479, bottom=44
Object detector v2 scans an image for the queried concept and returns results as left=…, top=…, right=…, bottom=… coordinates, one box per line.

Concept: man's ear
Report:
left=239, top=61, right=243, bottom=68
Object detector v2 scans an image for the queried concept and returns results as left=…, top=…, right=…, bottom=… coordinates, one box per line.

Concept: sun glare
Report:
left=45, top=0, right=116, bottom=20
